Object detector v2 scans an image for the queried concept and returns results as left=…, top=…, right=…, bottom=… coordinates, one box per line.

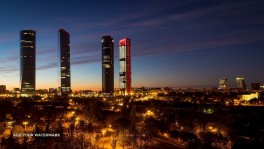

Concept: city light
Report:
left=23, top=121, right=28, bottom=130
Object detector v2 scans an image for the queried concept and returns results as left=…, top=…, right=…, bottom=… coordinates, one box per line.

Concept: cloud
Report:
left=72, top=54, right=100, bottom=65
left=1, top=0, right=263, bottom=74
left=0, top=32, right=16, bottom=43
left=72, top=58, right=100, bottom=65
left=37, top=62, right=57, bottom=70
left=127, top=1, right=264, bottom=57
left=0, top=66, right=18, bottom=74
left=132, top=29, right=264, bottom=57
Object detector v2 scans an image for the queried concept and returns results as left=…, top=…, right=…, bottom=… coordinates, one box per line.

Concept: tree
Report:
left=110, top=136, right=117, bottom=149
left=3, top=129, right=20, bottom=149
left=69, top=121, right=75, bottom=138
left=1, top=137, right=6, bottom=148
left=113, top=117, right=131, bottom=149
left=113, top=118, right=131, bottom=134
left=169, top=130, right=179, bottom=139
left=0, top=125, right=4, bottom=135
left=31, top=124, right=44, bottom=148
left=128, top=123, right=139, bottom=148
left=21, top=136, right=29, bottom=149
left=78, top=120, right=86, bottom=132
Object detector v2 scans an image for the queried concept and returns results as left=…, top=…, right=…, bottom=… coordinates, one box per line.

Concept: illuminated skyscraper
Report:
left=102, top=36, right=114, bottom=95
left=218, top=78, right=227, bottom=90
left=20, top=30, right=36, bottom=96
left=236, top=77, right=246, bottom=90
left=119, top=38, right=131, bottom=95
left=58, top=29, right=71, bottom=95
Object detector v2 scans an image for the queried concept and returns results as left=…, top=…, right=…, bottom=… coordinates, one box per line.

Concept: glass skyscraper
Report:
left=58, top=29, right=71, bottom=95
left=102, top=36, right=114, bottom=95
left=20, top=30, right=36, bottom=96
left=119, top=38, right=131, bottom=95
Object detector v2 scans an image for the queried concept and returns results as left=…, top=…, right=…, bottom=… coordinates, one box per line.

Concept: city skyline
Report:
left=0, top=0, right=264, bottom=91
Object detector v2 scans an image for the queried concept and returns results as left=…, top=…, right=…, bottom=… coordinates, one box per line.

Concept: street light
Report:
left=102, top=129, right=106, bottom=149
left=102, top=129, right=106, bottom=136
left=23, top=121, right=28, bottom=131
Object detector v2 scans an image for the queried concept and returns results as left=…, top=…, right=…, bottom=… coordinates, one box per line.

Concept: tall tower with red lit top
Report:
left=119, top=38, right=131, bottom=95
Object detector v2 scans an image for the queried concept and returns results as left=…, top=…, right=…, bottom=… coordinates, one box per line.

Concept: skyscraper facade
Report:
left=102, top=36, right=114, bottom=95
left=20, top=30, right=36, bottom=96
left=218, top=78, right=227, bottom=90
left=236, top=77, right=246, bottom=90
left=119, top=38, right=131, bottom=95
left=58, top=29, right=71, bottom=95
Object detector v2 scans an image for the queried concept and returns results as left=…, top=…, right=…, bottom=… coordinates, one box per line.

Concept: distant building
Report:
left=119, top=38, right=131, bottom=95
left=36, top=89, right=48, bottom=94
left=102, top=36, right=114, bottom=95
left=236, top=77, right=246, bottom=90
left=20, top=30, right=36, bottom=96
left=251, top=83, right=260, bottom=92
left=13, top=88, right=20, bottom=94
left=164, top=87, right=173, bottom=94
left=0, top=85, right=6, bottom=94
left=218, top=78, right=227, bottom=90
left=261, top=84, right=264, bottom=91
left=58, top=29, right=71, bottom=96
left=49, top=88, right=57, bottom=93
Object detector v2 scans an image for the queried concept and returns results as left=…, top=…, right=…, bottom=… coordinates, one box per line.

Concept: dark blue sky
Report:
left=0, top=0, right=263, bottom=90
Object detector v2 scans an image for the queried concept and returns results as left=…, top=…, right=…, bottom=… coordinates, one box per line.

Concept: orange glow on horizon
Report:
left=6, top=84, right=102, bottom=92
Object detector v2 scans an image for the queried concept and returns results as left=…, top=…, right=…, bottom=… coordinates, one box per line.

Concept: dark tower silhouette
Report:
left=58, top=29, right=71, bottom=96
left=102, top=36, right=114, bottom=95
left=20, top=30, right=36, bottom=96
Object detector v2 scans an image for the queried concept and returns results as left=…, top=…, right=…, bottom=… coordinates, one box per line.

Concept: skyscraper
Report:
left=119, top=38, right=131, bottom=95
left=58, top=29, right=71, bottom=95
left=236, top=77, right=246, bottom=90
left=20, top=30, right=36, bottom=96
left=218, top=78, right=227, bottom=90
left=102, top=36, right=114, bottom=95
left=251, top=83, right=260, bottom=92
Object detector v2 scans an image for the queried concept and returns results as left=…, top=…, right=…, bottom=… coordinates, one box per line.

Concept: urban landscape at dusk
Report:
left=0, top=0, right=264, bottom=149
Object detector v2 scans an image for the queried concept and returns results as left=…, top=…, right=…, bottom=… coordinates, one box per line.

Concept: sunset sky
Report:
left=0, top=0, right=264, bottom=91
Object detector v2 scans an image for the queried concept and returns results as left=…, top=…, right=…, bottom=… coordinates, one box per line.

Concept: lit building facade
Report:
left=102, top=36, right=114, bottom=95
left=236, top=78, right=247, bottom=92
left=236, top=77, right=246, bottom=90
left=218, top=78, right=227, bottom=90
left=119, top=38, right=131, bottom=95
left=58, top=29, right=71, bottom=95
left=261, top=84, right=264, bottom=91
left=20, top=30, right=36, bottom=96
